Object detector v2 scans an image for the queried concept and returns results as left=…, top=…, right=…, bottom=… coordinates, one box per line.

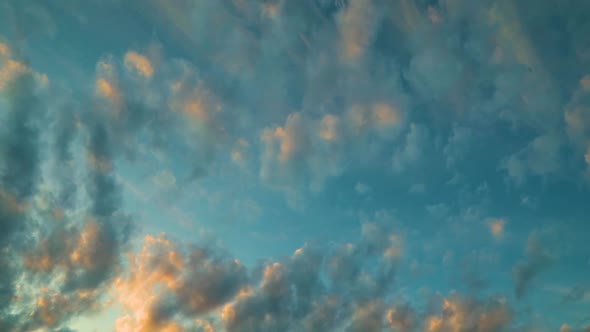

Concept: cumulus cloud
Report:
left=487, top=218, right=506, bottom=239
left=218, top=217, right=403, bottom=332
left=260, top=103, right=403, bottom=199
left=89, top=47, right=229, bottom=179
left=337, top=0, right=378, bottom=62
left=422, top=295, right=512, bottom=332
left=1, top=0, right=589, bottom=329
left=501, top=133, right=563, bottom=184
left=114, top=234, right=248, bottom=331
left=124, top=51, right=154, bottom=79
left=392, top=124, right=430, bottom=173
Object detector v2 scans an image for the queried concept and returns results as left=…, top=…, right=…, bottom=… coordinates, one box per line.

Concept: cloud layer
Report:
left=0, top=0, right=589, bottom=331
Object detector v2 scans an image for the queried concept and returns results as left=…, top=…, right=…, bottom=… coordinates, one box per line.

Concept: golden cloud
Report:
left=124, top=51, right=154, bottom=79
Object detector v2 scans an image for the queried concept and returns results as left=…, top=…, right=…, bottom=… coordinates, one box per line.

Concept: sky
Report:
left=0, top=0, right=589, bottom=331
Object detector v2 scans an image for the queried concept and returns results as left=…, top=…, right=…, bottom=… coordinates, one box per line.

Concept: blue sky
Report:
left=0, top=0, right=589, bottom=331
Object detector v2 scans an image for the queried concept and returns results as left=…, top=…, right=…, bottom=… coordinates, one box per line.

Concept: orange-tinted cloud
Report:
left=124, top=51, right=154, bottom=79
left=114, top=234, right=247, bottom=331
left=488, top=218, right=506, bottom=239
left=338, top=0, right=375, bottom=62
left=424, top=296, right=511, bottom=332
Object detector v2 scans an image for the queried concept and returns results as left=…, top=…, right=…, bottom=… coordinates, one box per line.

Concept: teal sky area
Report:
left=0, top=1, right=589, bottom=331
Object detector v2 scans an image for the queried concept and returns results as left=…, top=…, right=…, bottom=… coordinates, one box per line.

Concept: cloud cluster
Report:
left=260, top=102, right=403, bottom=198
left=0, top=0, right=589, bottom=330
left=114, top=234, right=247, bottom=331
left=107, top=217, right=524, bottom=332
left=109, top=218, right=403, bottom=332
left=90, top=48, right=227, bottom=178
left=0, top=40, right=133, bottom=331
left=0, top=35, right=245, bottom=329
left=422, top=295, right=512, bottom=332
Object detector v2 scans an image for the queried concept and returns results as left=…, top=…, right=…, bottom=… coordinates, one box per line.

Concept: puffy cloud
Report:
left=337, top=0, right=378, bottom=62
left=151, top=170, right=177, bottom=192
left=231, top=138, right=250, bottom=167
left=562, top=324, right=575, bottom=332
left=124, top=51, right=155, bottom=79
left=501, top=133, right=563, bottom=184
left=387, top=304, right=416, bottom=332
left=114, top=234, right=248, bottom=331
left=422, top=295, right=512, bottom=332
left=513, top=231, right=554, bottom=299
left=392, top=124, right=430, bottom=173
left=260, top=104, right=403, bottom=198
left=1, top=0, right=589, bottom=329
left=218, top=218, right=403, bottom=332
left=347, top=300, right=386, bottom=332
left=488, top=218, right=506, bottom=239
left=88, top=47, right=228, bottom=178
left=443, top=125, right=473, bottom=168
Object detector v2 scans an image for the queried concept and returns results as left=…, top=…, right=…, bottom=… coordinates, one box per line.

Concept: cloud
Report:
left=124, top=51, right=155, bottom=79
left=337, top=0, right=378, bottom=62
left=387, top=303, right=416, bottom=332
left=392, top=124, right=430, bottom=173
left=260, top=105, right=403, bottom=200
left=422, top=295, right=512, bottom=332
left=4, top=111, right=132, bottom=331
left=355, top=182, right=371, bottom=195
left=562, top=324, right=575, bottom=332
left=0, top=0, right=589, bottom=329
left=218, top=215, right=403, bottom=332
left=561, top=285, right=590, bottom=303
left=151, top=170, right=177, bottom=192
left=488, top=218, right=506, bottom=239
left=231, top=138, right=250, bottom=168
left=427, top=204, right=450, bottom=219
left=0, top=48, right=49, bottom=329
left=444, top=125, right=473, bottom=169
left=0, top=40, right=135, bottom=331
left=89, top=47, right=229, bottom=179
left=513, top=230, right=554, bottom=299
left=114, top=234, right=248, bottom=331
left=501, top=133, right=563, bottom=184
